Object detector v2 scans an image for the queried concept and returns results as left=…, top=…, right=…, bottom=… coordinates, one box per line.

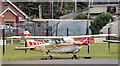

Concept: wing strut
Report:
left=51, top=44, right=64, bottom=52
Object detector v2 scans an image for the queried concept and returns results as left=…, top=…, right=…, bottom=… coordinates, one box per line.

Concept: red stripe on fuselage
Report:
left=21, top=36, right=25, bottom=38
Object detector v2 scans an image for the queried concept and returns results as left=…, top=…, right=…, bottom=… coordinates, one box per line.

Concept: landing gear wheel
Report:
left=48, top=55, right=53, bottom=60
left=41, top=58, right=47, bottom=60
left=72, top=55, right=78, bottom=59
left=44, top=58, right=47, bottom=60
left=41, top=58, right=44, bottom=60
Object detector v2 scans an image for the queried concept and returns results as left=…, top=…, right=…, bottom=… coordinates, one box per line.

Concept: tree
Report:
left=73, top=13, right=93, bottom=20
left=89, top=13, right=113, bottom=34
left=14, top=2, right=88, bottom=19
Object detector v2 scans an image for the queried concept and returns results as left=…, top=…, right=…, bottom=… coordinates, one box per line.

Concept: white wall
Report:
left=0, top=40, right=6, bottom=45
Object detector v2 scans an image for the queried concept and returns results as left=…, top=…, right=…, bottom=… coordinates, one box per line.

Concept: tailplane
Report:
left=24, top=29, right=35, bottom=47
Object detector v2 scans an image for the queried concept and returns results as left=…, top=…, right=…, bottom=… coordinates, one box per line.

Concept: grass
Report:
left=1, top=43, right=119, bottom=61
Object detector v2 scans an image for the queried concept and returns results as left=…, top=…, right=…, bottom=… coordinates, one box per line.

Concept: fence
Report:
left=0, top=21, right=52, bottom=37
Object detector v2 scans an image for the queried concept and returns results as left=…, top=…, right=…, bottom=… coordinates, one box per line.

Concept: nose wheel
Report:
left=48, top=55, right=53, bottom=60
left=72, top=55, right=78, bottom=59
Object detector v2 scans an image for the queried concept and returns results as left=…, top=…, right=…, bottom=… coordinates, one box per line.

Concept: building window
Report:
left=5, top=21, right=14, bottom=27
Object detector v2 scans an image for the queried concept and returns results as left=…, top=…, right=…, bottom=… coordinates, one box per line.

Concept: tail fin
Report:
left=23, top=30, right=45, bottom=47
left=24, top=30, right=35, bottom=47
left=24, top=30, right=31, bottom=36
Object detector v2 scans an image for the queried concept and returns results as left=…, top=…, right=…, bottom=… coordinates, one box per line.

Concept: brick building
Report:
left=0, top=0, right=28, bottom=27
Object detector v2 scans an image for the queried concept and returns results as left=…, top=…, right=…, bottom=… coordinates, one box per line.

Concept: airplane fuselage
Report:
left=29, top=42, right=82, bottom=54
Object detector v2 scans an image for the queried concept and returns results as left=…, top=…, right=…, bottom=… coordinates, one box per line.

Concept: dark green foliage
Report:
left=13, top=2, right=88, bottom=19
left=89, top=13, right=113, bottom=34
left=73, top=13, right=93, bottom=20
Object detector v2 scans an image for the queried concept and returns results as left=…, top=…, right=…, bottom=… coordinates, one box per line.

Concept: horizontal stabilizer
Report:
left=14, top=47, right=34, bottom=50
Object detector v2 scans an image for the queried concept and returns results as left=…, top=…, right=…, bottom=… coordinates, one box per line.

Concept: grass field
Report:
left=1, top=43, right=119, bottom=61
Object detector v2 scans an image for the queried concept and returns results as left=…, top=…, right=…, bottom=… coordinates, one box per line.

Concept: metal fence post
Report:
left=67, top=28, right=69, bottom=36
left=3, top=29, right=5, bottom=55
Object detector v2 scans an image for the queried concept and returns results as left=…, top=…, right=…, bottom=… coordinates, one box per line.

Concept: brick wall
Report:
left=2, top=2, right=25, bottom=19
left=0, top=0, right=2, bottom=25
left=1, top=1, right=27, bottom=26
left=2, top=11, right=17, bottom=26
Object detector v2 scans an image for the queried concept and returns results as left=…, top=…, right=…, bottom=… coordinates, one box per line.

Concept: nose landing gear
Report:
left=72, top=55, right=78, bottom=59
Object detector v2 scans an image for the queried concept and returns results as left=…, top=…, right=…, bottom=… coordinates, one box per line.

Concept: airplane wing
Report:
left=14, top=47, right=34, bottom=50
left=7, top=36, right=63, bottom=39
left=103, top=40, right=120, bottom=43
left=70, top=34, right=117, bottom=39
left=7, top=34, right=117, bottom=39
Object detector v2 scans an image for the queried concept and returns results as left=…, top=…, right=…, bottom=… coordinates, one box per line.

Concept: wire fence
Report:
left=0, top=22, right=52, bottom=37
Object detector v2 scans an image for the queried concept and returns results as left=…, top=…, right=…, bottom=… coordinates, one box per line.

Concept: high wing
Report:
left=103, top=40, right=120, bottom=43
left=69, top=34, right=117, bottom=38
left=7, top=34, right=117, bottom=39
left=7, top=36, right=63, bottom=39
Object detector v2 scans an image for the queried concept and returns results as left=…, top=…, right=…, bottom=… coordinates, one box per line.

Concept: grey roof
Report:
left=59, top=7, right=107, bottom=19
left=59, top=11, right=79, bottom=19
left=100, top=21, right=119, bottom=36
left=59, top=4, right=119, bottom=19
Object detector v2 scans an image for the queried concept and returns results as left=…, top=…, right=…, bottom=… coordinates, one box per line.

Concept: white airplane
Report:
left=7, top=30, right=117, bottom=59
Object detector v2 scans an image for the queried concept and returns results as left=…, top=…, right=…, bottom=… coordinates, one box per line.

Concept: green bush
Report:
left=89, top=13, right=113, bottom=34
left=73, top=13, right=93, bottom=20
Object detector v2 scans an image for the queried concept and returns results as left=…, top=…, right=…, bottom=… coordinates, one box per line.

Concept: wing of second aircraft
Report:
left=14, top=47, right=34, bottom=50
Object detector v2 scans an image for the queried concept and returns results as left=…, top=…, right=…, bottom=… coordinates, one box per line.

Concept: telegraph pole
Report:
left=86, top=0, right=90, bottom=35
left=84, top=0, right=91, bottom=59
left=86, top=0, right=91, bottom=54
left=75, top=0, right=77, bottom=12
left=56, top=22, right=60, bottom=36
left=39, top=5, right=42, bottom=19
left=52, top=1, right=54, bottom=19
left=108, top=19, right=111, bottom=52
left=56, top=24, right=58, bottom=36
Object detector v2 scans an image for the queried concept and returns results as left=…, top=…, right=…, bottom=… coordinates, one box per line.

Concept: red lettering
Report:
left=33, top=42, right=37, bottom=45
left=40, top=42, right=41, bottom=44
left=37, top=42, right=39, bottom=45
left=29, top=42, right=33, bottom=46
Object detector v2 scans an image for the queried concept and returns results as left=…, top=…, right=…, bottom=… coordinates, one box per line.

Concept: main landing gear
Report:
left=48, top=55, right=53, bottom=60
left=41, top=55, right=53, bottom=60
left=72, top=55, right=78, bottom=59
